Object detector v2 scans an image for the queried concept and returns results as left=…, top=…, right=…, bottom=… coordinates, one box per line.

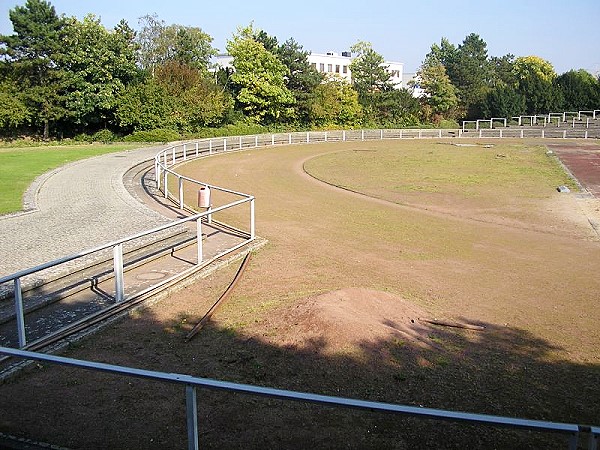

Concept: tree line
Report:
left=1, top=0, right=599, bottom=141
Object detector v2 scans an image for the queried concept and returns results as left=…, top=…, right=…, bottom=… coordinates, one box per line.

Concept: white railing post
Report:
left=380, top=129, right=383, bottom=139
left=164, top=168, right=169, bottom=199
left=271, top=134, right=275, bottom=146
left=307, top=132, right=310, bottom=143
left=178, top=176, right=184, bottom=210
left=223, top=138, right=227, bottom=152
left=361, top=130, right=364, bottom=140
left=196, top=219, right=203, bottom=264
left=520, top=129, right=524, bottom=138
left=438, top=129, right=442, bottom=138
left=186, top=385, right=199, bottom=450
left=14, top=278, right=26, bottom=348
left=250, top=198, right=255, bottom=240
left=155, top=160, right=161, bottom=190
left=343, top=130, right=346, bottom=141
left=209, top=139, right=213, bottom=155
left=195, top=142, right=199, bottom=157
left=255, top=136, right=258, bottom=147
left=541, top=129, right=545, bottom=138
left=288, top=134, right=292, bottom=145
left=325, top=132, right=328, bottom=142
left=239, top=136, right=242, bottom=150
left=113, top=244, right=124, bottom=303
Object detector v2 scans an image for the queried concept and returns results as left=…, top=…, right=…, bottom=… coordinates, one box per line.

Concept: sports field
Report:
left=2, top=139, right=599, bottom=449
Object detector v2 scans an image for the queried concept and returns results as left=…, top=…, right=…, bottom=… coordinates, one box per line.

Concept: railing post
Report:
left=196, top=219, right=203, bottom=264
left=255, top=135, right=258, bottom=147
left=343, top=130, right=346, bottom=141
left=178, top=176, right=184, bottom=210
left=250, top=198, right=255, bottom=240
left=288, top=133, right=292, bottom=145
left=164, top=169, right=169, bottom=199
left=306, top=132, right=310, bottom=143
left=209, top=139, right=213, bottom=155
left=195, top=142, right=199, bottom=157
left=155, top=160, right=161, bottom=190
left=239, top=136, right=242, bottom=150
left=223, top=138, right=227, bottom=152
left=113, top=244, right=124, bottom=303
left=186, top=385, right=199, bottom=450
left=183, top=144, right=187, bottom=161
left=271, top=134, right=275, bottom=146
left=325, top=131, right=328, bottom=142
left=14, top=278, right=26, bottom=348
left=361, top=130, right=364, bottom=140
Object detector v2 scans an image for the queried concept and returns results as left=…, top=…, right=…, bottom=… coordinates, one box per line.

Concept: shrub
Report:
left=92, top=129, right=116, bottom=143
left=124, top=129, right=181, bottom=143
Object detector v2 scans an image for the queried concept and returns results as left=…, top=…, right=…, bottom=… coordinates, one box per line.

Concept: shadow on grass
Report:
left=0, top=311, right=598, bottom=450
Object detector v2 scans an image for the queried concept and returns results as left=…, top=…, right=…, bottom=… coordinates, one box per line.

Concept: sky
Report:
left=1, top=0, right=599, bottom=75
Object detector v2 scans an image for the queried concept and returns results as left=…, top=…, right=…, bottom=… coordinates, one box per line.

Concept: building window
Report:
left=319, top=63, right=325, bottom=72
left=335, top=65, right=340, bottom=73
left=342, top=65, right=348, bottom=74
left=327, top=64, right=332, bottom=72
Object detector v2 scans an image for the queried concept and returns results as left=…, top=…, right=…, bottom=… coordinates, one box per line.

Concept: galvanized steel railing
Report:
left=1, top=347, right=598, bottom=450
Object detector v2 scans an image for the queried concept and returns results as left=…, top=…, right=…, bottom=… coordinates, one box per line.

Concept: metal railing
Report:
left=463, top=109, right=600, bottom=131
left=1, top=347, right=598, bottom=450
left=1, top=145, right=256, bottom=349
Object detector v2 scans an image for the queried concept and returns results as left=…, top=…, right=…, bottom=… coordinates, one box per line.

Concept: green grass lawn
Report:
left=0, top=143, right=147, bottom=215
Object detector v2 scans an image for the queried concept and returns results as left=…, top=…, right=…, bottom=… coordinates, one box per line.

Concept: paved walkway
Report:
left=0, top=145, right=172, bottom=278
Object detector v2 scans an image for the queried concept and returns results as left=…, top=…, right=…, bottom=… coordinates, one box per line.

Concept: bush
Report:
left=91, top=129, right=116, bottom=143
left=124, top=128, right=181, bottom=143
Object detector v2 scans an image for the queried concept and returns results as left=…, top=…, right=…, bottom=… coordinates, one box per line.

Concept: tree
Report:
left=0, top=81, right=30, bottom=129
left=365, top=89, right=421, bottom=127
left=452, top=33, right=491, bottom=118
left=136, top=14, right=216, bottom=74
left=226, top=25, right=294, bottom=123
left=61, top=15, right=139, bottom=129
left=308, top=79, right=362, bottom=127
left=555, top=69, right=600, bottom=110
left=481, top=86, right=525, bottom=118
left=513, top=56, right=560, bottom=114
left=115, top=79, right=175, bottom=131
left=276, top=37, right=323, bottom=123
left=0, top=0, right=68, bottom=138
left=349, top=41, right=394, bottom=96
left=416, top=60, right=458, bottom=120
left=154, top=61, right=232, bottom=129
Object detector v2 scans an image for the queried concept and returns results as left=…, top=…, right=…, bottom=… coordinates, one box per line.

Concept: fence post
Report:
left=361, top=130, right=364, bottom=140
left=163, top=169, right=169, bottom=199
left=14, top=278, right=26, bottom=348
left=113, top=244, right=124, bottom=303
left=239, top=136, right=242, bottom=150
left=255, top=135, right=258, bottom=147
left=155, top=161, right=161, bottom=190
left=289, top=134, right=292, bottom=145
left=186, top=385, right=199, bottom=450
left=272, top=134, right=275, bottom=146
left=223, top=138, right=227, bottom=152
left=197, top=219, right=203, bottom=264
left=195, top=142, right=199, bottom=157
left=250, top=198, right=255, bottom=240
left=209, top=139, right=213, bottom=155
left=178, top=176, right=184, bottom=210
left=307, top=132, right=310, bottom=143
left=325, top=132, right=328, bottom=142
left=343, top=130, right=346, bottom=141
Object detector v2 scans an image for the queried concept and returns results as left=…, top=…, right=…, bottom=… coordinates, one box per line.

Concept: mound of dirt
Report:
left=271, top=288, right=437, bottom=355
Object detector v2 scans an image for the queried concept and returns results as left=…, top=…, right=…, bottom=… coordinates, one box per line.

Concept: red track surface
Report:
left=548, top=143, right=600, bottom=198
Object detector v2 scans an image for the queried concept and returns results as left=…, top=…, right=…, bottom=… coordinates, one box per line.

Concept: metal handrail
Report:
left=1, top=347, right=598, bottom=450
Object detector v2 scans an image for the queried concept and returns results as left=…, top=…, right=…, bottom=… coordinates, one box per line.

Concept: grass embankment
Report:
left=0, top=143, right=147, bottom=215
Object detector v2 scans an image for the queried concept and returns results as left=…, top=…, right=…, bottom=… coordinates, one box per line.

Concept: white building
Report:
left=213, top=50, right=405, bottom=90
left=307, top=51, right=404, bottom=89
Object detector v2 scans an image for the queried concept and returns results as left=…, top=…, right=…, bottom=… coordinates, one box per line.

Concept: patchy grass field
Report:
left=1, top=139, right=599, bottom=449
left=0, top=143, right=147, bottom=214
